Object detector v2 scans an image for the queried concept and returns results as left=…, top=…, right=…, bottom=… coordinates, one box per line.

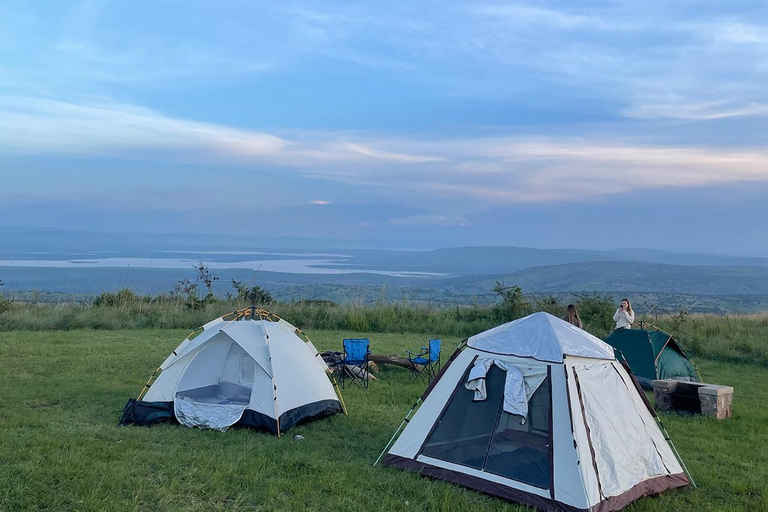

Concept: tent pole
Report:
left=373, top=398, right=421, bottom=467
left=688, top=357, right=704, bottom=382
left=656, top=417, right=697, bottom=489
left=137, top=367, right=161, bottom=400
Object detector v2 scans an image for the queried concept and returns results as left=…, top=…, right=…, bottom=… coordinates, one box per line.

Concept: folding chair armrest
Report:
left=408, top=349, right=430, bottom=363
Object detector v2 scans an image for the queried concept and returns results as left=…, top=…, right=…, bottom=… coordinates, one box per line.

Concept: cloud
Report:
left=310, top=200, right=331, bottom=205
left=3, top=95, right=768, bottom=207
left=336, top=142, right=444, bottom=163
left=0, top=96, right=440, bottom=167
left=472, top=4, right=613, bottom=31
left=388, top=213, right=472, bottom=227
left=4, top=1, right=768, bottom=131
left=624, top=98, right=768, bottom=120
left=391, top=137, right=768, bottom=204
left=0, top=96, right=286, bottom=157
left=710, top=21, right=768, bottom=44
left=417, top=182, right=562, bottom=203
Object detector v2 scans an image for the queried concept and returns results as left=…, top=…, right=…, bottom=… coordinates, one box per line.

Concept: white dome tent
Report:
left=376, top=312, right=691, bottom=512
left=120, top=308, right=346, bottom=434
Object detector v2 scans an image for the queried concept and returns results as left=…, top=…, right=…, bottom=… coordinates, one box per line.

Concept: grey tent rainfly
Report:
left=378, top=313, right=692, bottom=512
left=120, top=308, right=346, bottom=434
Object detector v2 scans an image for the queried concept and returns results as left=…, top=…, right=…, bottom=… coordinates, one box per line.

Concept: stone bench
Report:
left=652, top=379, right=733, bottom=420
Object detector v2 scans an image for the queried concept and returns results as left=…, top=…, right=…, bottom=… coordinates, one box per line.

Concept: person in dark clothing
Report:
left=564, top=304, right=583, bottom=329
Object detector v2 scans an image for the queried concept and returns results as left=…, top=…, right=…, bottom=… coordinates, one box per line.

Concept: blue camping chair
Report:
left=339, top=338, right=371, bottom=389
left=407, top=339, right=441, bottom=383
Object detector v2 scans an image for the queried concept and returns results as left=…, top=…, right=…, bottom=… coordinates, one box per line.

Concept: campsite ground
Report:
left=1, top=329, right=766, bottom=512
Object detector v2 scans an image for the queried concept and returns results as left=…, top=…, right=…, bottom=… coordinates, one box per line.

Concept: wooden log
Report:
left=369, top=354, right=418, bottom=371
left=320, top=351, right=417, bottom=372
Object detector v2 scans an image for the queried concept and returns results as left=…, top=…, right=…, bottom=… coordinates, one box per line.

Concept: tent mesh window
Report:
left=420, top=365, right=552, bottom=489
left=484, top=372, right=551, bottom=488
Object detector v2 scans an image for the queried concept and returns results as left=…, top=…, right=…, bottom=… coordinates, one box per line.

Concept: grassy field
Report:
left=1, top=329, right=766, bottom=512
left=3, top=300, right=768, bottom=368
left=654, top=313, right=768, bottom=367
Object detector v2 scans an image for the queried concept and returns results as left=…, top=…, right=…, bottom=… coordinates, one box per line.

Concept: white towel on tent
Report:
left=465, top=358, right=548, bottom=421
left=466, top=358, right=493, bottom=401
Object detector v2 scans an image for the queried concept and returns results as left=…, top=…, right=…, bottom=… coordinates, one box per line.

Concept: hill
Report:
left=448, top=261, right=768, bottom=295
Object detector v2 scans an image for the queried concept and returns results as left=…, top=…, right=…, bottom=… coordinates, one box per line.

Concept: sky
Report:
left=1, top=1, right=767, bottom=255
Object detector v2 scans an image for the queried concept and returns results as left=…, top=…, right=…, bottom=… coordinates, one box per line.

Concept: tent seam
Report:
left=572, top=368, right=606, bottom=502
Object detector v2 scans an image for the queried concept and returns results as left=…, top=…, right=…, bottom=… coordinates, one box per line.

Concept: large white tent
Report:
left=120, top=309, right=344, bottom=434
left=381, top=312, right=690, bottom=512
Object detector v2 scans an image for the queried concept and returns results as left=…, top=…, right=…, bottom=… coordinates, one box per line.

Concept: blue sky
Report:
left=1, top=1, right=767, bottom=254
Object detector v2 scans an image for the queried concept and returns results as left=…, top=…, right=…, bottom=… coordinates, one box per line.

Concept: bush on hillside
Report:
left=229, top=279, right=274, bottom=305
left=0, top=298, right=12, bottom=315
left=574, top=293, right=616, bottom=337
left=491, top=281, right=532, bottom=322
left=93, top=288, right=153, bottom=307
left=533, top=295, right=563, bottom=317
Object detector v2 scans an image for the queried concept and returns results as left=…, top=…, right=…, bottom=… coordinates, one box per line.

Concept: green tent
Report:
left=604, top=327, right=701, bottom=389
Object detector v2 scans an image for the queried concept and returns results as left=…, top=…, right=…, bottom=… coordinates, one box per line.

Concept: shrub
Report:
left=574, top=293, right=616, bottom=337
left=0, top=298, right=13, bottom=315
left=93, top=289, right=152, bottom=307
left=533, top=295, right=563, bottom=317
left=491, top=282, right=532, bottom=322
left=230, top=279, right=274, bottom=305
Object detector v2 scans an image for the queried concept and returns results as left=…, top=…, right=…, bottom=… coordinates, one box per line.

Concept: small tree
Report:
left=533, top=295, right=562, bottom=316
left=670, top=308, right=689, bottom=330
left=491, top=281, right=531, bottom=322
left=0, top=279, right=12, bottom=314
left=170, top=278, right=204, bottom=309
left=194, top=263, right=219, bottom=300
left=230, top=279, right=273, bottom=305
left=574, top=293, right=615, bottom=336
left=172, top=278, right=197, bottom=299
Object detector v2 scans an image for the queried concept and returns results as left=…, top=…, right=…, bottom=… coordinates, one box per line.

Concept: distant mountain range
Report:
left=446, top=261, right=768, bottom=295
left=1, top=227, right=767, bottom=313
left=332, top=246, right=768, bottom=275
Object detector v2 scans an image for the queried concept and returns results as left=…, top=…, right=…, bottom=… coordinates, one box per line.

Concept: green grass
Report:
left=0, top=290, right=608, bottom=338
left=652, top=313, right=768, bottom=367
left=1, top=329, right=765, bottom=512
left=4, top=302, right=768, bottom=369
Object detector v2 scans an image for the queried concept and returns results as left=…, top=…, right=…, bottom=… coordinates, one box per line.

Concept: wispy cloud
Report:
left=472, top=4, right=614, bottom=31
left=0, top=96, right=441, bottom=167
left=3, top=1, right=767, bottom=126
left=5, top=95, right=768, bottom=206
left=710, top=21, right=768, bottom=44
left=624, top=98, right=768, bottom=120
left=336, top=142, right=444, bottom=163
left=388, top=213, right=472, bottom=227
left=0, top=96, right=286, bottom=158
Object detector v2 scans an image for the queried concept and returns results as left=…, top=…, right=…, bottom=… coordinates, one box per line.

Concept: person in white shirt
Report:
left=613, top=298, right=635, bottom=329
